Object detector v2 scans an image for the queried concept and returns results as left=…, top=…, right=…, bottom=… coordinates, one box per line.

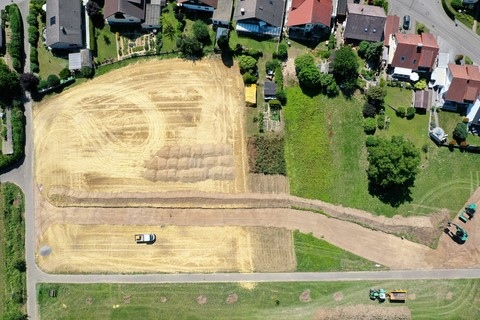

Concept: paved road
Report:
left=389, top=0, right=480, bottom=64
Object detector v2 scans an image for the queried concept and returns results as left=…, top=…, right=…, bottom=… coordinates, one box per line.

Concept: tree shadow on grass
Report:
left=368, top=182, right=414, bottom=208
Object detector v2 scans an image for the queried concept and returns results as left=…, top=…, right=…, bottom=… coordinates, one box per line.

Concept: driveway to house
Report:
left=389, top=0, right=480, bottom=64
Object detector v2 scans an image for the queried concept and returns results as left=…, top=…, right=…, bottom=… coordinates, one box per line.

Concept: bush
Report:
left=244, top=48, right=263, bottom=59
left=276, top=89, right=287, bottom=105
left=238, top=55, right=257, bottom=74
left=414, top=79, right=427, bottom=90
left=269, top=99, right=281, bottom=109
left=463, top=117, right=469, bottom=123
left=465, top=56, right=473, bottom=65
left=192, top=20, right=210, bottom=45
left=30, top=63, right=39, bottom=73
left=451, top=0, right=463, bottom=10
left=453, top=122, right=468, bottom=142
left=19, top=72, right=39, bottom=92
left=59, top=68, right=71, bottom=80
left=46, top=74, right=60, bottom=87
left=27, top=13, right=37, bottom=26
left=363, top=118, right=377, bottom=134
left=363, top=103, right=377, bottom=118
left=455, top=54, right=464, bottom=64
left=38, top=79, right=48, bottom=90
left=29, top=47, right=38, bottom=65
left=80, top=67, right=94, bottom=79
left=266, top=59, right=280, bottom=73
left=28, top=25, right=38, bottom=45
left=377, top=114, right=386, bottom=129
left=327, top=33, right=336, bottom=50
left=396, top=106, right=406, bottom=118
left=416, top=23, right=426, bottom=34
left=243, top=72, right=258, bottom=84
left=406, top=107, right=415, bottom=119
left=277, top=43, right=288, bottom=60
left=460, top=141, right=469, bottom=147
left=7, top=5, right=24, bottom=72
left=366, top=135, right=379, bottom=147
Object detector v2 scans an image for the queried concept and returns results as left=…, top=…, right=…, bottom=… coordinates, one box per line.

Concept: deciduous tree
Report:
left=332, top=46, right=359, bottom=95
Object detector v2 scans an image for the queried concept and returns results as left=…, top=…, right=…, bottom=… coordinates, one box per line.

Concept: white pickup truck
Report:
left=135, top=233, right=156, bottom=244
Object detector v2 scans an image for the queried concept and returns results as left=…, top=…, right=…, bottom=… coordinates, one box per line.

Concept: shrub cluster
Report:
left=1, top=183, right=27, bottom=320
left=27, top=2, right=42, bottom=73
left=247, top=135, right=286, bottom=175
left=7, top=4, right=24, bottom=72
left=0, top=101, right=26, bottom=169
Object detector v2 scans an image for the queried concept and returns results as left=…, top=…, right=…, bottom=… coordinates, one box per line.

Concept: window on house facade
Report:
left=401, top=56, right=406, bottom=62
left=50, top=16, right=56, bottom=26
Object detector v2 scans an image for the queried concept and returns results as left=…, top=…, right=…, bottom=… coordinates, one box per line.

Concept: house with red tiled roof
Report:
left=384, top=15, right=399, bottom=46
left=287, top=0, right=332, bottom=39
left=388, top=33, right=439, bottom=78
left=442, top=64, right=480, bottom=129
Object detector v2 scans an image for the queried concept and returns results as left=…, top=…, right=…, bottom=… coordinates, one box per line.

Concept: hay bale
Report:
left=202, top=144, right=216, bottom=157
left=177, top=157, right=190, bottom=170
left=223, top=167, right=235, bottom=180
left=180, top=168, right=207, bottom=183
left=144, top=158, right=158, bottom=169
left=203, top=157, right=218, bottom=168
left=167, top=169, right=177, bottom=182
left=156, top=146, right=170, bottom=158
left=157, top=157, right=167, bottom=170
left=142, top=169, right=157, bottom=181
left=178, top=146, right=191, bottom=158
left=169, top=146, right=180, bottom=158
left=155, top=170, right=169, bottom=181
left=191, top=145, right=203, bottom=157
left=166, top=158, right=178, bottom=169
left=218, top=155, right=234, bottom=166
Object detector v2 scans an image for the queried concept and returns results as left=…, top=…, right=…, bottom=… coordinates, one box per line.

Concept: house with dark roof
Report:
left=414, top=90, right=430, bottom=113
left=336, top=0, right=347, bottom=18
left=45, top=0, right=83, bottom=50
left=287, top=0, right=332, bottom=39
left=343, top=3, right=386, bottom=43
left=264, top=80, right=277, bottom=100
left=388, top=33, right=439, bottom=77
left=212, top=0, right=233, bottom=26
left=142, top=0, right=163, bottom=30
left=104, top=0, right=146, bottom=24
left=177, top=0, right=217, bottom=12
left=233, top=0, right=286, bottom=37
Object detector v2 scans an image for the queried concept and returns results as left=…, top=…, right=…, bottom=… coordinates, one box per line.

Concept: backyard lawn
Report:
left=37, top=45, right=68, bottom=80
left=95, top=25, right=118, bottom=62
left=38, top=279, right=480, bottom=319
left=285, top=86, right=480, bottom=217
left=438, top=110, right=480, bottom=146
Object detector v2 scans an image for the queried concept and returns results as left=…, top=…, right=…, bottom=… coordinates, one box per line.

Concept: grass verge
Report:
left=38, top=279, right=480, bottom=319
left=294, top=231, right=386, bottom=271
left=1, top=183, right=26, bottom=319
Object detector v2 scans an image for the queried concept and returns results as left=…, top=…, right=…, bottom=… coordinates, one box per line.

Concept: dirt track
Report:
left=34, top=59, right=247, bottom=203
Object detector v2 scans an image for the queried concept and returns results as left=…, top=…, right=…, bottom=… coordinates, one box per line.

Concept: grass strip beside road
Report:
left=38, top=279, right=480, bottom=319
left=1, top=183, right=26, bottom=319
left=294, top=231, right=387, bottom=272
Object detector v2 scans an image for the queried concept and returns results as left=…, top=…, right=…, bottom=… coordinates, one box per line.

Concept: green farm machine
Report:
left=459, top=203, right=476, bottom=223
left=369, top=289, right=407, bottom=303
left=369, top=288, right=386, bottom=302
left=447, top=222, right=468, bottom=244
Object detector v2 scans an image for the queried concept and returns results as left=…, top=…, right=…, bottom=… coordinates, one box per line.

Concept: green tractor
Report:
left=447, top=222, right=468, bottom=244
left=459, top=203, right=476, bottom=223
left=369, top=288, right=386, bottom=302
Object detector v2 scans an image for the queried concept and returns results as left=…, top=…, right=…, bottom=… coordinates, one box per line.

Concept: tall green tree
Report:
left=192, top=20, right=210, bottom=45
left=0, top=61, right=22, bottom=101
left=177, top=36, right=203, bottom=57
left=367, top=136, right=420, bottom=189
left=365, top=85, right=387, bottom=110
left=332, top=46, right=359, bottom=95
left=453, top=122, right=468, bottom=143
left=238, top=55, right=257, bottom=74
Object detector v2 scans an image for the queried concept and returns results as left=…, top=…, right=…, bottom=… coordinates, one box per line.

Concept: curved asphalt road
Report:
left=389, top=0, right=480, bottom=64
left=0, top=0, right=480, bottom=319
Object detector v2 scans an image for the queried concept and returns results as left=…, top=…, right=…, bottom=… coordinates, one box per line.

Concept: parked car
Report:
left=403, top=15, right=411, bottom=30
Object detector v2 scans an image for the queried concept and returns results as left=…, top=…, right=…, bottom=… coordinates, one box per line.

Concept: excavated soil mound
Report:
left=333, top=291, right=343, bottom=302
left=197, top=295, right=207, bottom=305
left=226, top=293, right=238, bottom=304
left=299, top=290, right=311, bottom=302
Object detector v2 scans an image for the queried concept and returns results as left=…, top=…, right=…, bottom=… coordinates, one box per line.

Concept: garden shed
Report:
left=264, top=81, right=277, bottom=100
left=68, top=49, right=93, bottom=71
left=414, top=90, right=430, bottom=113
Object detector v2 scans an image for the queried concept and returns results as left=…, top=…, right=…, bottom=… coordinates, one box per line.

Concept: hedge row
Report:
left=7, top=4, right=24, bottom=72
left=441, top=0, right=456, bottom=20
left=1, top=183, right=27, bottom=320
left=0, top=102, right=25, bottom=169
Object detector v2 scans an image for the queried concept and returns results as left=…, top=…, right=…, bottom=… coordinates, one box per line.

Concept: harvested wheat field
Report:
left=36, top=225, right=296, bottom=273
left=34, top=59, right=247, bottom=206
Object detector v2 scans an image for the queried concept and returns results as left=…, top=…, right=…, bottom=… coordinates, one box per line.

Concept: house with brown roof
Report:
left=343, top=3, right=386, bottom=43
left=212, top=0, right=234, bottom=26
left=287, top=0, right=332, bottom=39
left=388, top=33, right=439, bottom=78
left=234, top=0, right=286, bottom=37
left=104, top=0, right=146, bottom=25
left=384, top=15, right=399, bottom=46
left=177, top=0, right=217, bottom=13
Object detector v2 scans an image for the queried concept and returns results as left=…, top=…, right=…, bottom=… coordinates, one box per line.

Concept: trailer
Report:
left=388, top=290, right=407, bottom=302
left=135, top=234, right=156, bottom=244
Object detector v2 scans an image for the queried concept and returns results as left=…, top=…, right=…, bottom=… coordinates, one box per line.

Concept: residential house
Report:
left=384, top=15, right=399, bottom=46
left=233, top=0, right=286, bottom=37
left=343, top=3, right=386, bottom=43
left=104, top=0, right=146, bottom=24
left=287, top=0, right=332, bottom=39
left=264, top=80, right=277, bottom=100
left=177, top=0, right=217, bottom=12
left=68, top=49, right=93, bottom=71
left=442, top=64, right=480, bottom=111
left=212, top=0, right=233, bottom=26
left=45, top=0, right=83, bottom=50
left=142, top=0, right=163, bottom=30
left=388, top=33, right=439, bottom=80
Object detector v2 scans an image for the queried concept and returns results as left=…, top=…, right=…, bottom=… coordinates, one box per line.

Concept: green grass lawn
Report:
left=294, top=231, right=386, bottom=272
left=96, top=25, right=118, bottom=62
left=379, top=87, right=430, bottom=148
left=229, top=31, right=279, bottom=54
left=438, top=110, right=480, bottom=146
left=38, top=279, right=480, bottom=320
left=37, top=45, right=68, bottom=80
left=284, top=86, right=480, bottom=217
